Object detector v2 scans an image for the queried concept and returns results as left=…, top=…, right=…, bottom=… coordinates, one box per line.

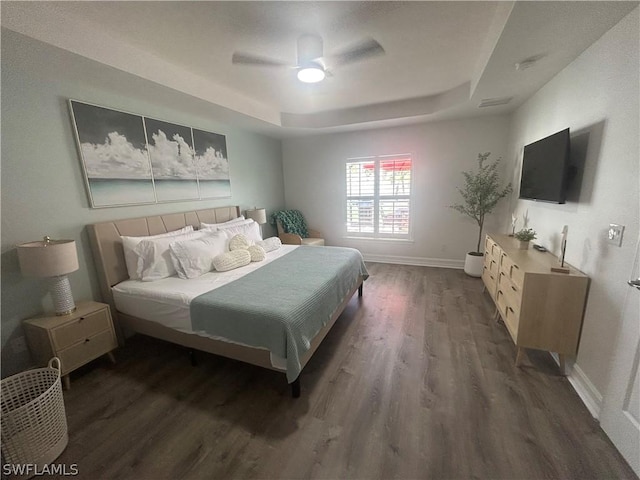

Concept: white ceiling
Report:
left=2, top=1, right=637, bottom=137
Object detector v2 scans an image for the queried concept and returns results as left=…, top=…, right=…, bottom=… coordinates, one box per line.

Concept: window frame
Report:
left=344, top=153, right=414, bottom=240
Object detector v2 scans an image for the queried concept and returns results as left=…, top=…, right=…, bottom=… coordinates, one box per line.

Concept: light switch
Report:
left=607, top=224, right=625, bottom=246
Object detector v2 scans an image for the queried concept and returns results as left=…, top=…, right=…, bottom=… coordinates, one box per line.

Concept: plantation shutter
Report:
left=346, top=154, right=412, bottom=238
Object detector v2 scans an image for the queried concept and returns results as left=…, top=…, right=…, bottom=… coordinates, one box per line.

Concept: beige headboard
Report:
left=87, top=206, right=241, bottom=310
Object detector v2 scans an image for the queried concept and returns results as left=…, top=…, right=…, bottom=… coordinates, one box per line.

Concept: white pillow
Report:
left=135, top=230, right=207, bottom=282
left=256, top=237, right=282, bottom=253
left=219, top=220, right=263, bottom=244
left=213, top=250, right=251, bottom=272
left=121, top=226, right=194, bottom=280
left=169, top=231, right=228, bottom=279
left=200, top=216, right=245, bottom=231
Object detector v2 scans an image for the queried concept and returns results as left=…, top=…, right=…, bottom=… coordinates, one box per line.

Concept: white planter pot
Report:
left=464, top=252, right=484, bottom=277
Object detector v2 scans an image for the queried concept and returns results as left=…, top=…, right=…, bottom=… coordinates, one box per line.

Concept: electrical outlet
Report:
left=11, top=336, right=27, bottom=354
left=607, top=224, right=625, bottom=246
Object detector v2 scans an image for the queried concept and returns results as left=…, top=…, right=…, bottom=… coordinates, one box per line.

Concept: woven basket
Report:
left=1, top=358, right=68, bottom=472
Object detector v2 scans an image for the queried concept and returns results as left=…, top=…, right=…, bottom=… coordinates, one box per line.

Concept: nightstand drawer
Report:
left=58, top=328, right=117, bottom=374
left=52, top=308, right=111, bottom=350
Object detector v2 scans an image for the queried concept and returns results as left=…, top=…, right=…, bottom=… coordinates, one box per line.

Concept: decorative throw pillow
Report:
left=256, top=237, right=282, bottom=253
left=213, top=250, right=251, bottom=272
left=228, top=233, right=251, bottom=251
left=247, top=245, right=266, bottom=262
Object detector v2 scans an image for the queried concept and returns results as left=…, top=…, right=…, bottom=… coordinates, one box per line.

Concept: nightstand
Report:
left=23, top=301, right=117, bottom=389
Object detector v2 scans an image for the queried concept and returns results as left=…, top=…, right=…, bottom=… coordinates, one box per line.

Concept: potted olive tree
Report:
left=451, top=153, right=512, bottom=277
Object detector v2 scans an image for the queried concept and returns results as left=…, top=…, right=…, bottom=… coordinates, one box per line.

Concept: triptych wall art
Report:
left=69, top=100, right=231, bottom=208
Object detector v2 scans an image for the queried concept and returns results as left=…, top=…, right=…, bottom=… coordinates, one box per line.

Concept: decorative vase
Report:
left=518, top=240, right=530, bottom=250
left=464, top=252, right=484, bottom=277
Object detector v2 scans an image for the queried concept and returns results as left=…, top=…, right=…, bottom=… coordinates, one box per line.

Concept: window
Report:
left=346, top=154, right=412, bottom=239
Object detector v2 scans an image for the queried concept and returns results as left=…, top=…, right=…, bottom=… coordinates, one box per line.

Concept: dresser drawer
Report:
left=496, top=290, right=519, bottom=342
left=57, top=328, right=117, bottom=374
left=482, top=265, right=497, bottom=298
left=498, top=270, right=522, bottom=310
left=485, top=237, right=502, bottom=263
left=52, top=308, right=112, bottom=350
left=500, top=252, right=524, bottom=289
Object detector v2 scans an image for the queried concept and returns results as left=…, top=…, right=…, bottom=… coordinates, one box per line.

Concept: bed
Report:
left=87, top=206, right=367, bottom=397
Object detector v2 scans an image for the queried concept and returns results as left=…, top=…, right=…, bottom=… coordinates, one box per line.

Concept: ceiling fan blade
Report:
left=331, top=37, right=385, bottom=67
left=231, top=52, right=290, bottom=68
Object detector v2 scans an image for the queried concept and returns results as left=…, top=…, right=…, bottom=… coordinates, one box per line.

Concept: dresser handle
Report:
left=84, top=338, right=91, bottom=343
left=511, top=285, right=517, bottom=292
left=79, top=317, right=85, bottom=322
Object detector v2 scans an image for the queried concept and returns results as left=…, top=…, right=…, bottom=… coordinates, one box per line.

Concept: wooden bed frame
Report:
left=87, top=206, right=364, bottom=397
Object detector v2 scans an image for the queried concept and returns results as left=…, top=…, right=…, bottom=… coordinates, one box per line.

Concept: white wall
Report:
left=1, top=30, right=285, bottom=376
left=505, top=8, right=639, bottom=406
left=282, top=115, right=511, bottom=266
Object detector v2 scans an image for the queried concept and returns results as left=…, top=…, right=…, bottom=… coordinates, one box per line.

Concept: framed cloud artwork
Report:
left=192, top=128, right=231, bottom=198
left=69, top=100, right=231, bottom=208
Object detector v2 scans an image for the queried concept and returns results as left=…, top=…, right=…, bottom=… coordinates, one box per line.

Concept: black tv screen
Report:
left=519, top=128, right=571, bottom=204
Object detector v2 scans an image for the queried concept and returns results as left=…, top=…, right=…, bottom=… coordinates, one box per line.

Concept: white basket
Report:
left=1, top=358, right=68, bottom=472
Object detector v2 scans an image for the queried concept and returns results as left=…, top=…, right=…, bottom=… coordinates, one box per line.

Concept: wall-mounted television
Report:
left=519, top=128, right=571, bottom=204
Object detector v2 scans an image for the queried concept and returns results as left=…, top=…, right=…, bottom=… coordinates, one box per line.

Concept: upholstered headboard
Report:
left=87, top=206, right=241, bottom=311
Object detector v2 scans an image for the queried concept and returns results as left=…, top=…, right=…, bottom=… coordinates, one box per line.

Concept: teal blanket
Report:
left=190, top=246, right=369, bottom=382
left=271, top=210, right=309, bottom=238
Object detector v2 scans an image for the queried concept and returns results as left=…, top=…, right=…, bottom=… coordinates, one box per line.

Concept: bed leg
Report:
left=189, top=349, right=197, bottom=367
left=358, top=284, right=363, bottom=297
left=291, top=378, right=301, bottom=398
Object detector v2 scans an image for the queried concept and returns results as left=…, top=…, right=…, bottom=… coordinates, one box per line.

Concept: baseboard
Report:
left=550, top=353, right=603, bottom=419
left=569, top=364, right=603, bottom=419
left=361, top=254, right=464, bottom=269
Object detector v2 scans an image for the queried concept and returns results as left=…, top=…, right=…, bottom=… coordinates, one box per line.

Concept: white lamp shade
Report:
left=17, top=238, right=79, bottom=277
left=245, top=208, right=267, bottom=225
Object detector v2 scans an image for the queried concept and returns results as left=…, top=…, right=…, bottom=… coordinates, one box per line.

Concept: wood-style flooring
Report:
left=56, top=263, right=637, bottom=479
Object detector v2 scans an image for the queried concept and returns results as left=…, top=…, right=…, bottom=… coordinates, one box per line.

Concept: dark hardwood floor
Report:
left=56, top=263, right=637, bottom=479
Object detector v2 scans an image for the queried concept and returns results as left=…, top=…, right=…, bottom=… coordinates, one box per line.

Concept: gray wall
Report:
left=281, top=115, right=511, bottom=267
left=1, top=29, right=285, bottom=376
left=504, top=8, right=639, bottom=404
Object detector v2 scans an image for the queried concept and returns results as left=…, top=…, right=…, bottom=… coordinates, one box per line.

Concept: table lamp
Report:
left=245, top=208, right=267, bottom=237
left=17, top=236, right=79, bottom=315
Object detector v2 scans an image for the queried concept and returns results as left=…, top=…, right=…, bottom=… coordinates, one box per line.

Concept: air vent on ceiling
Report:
left=478, top=97, right=513, bottom=108
left=515, top=54, right=546, bottom=71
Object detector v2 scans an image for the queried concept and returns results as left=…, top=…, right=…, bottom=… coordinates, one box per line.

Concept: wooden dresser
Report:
left=481, top=234, right=589, bottom=372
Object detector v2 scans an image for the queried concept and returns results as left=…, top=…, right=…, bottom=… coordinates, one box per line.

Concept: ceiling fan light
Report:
left=297, top=66, right=325, bottom=83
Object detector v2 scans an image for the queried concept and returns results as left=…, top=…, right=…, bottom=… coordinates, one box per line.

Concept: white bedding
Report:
left=112, top=244, right=298, bottom=369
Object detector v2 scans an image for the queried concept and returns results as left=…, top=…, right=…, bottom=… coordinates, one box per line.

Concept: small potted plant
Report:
left=514, top=228, right=536, bottom=249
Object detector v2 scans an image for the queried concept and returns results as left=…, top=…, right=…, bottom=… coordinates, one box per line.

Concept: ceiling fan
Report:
left=231, top=34, right=385, bottom=83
